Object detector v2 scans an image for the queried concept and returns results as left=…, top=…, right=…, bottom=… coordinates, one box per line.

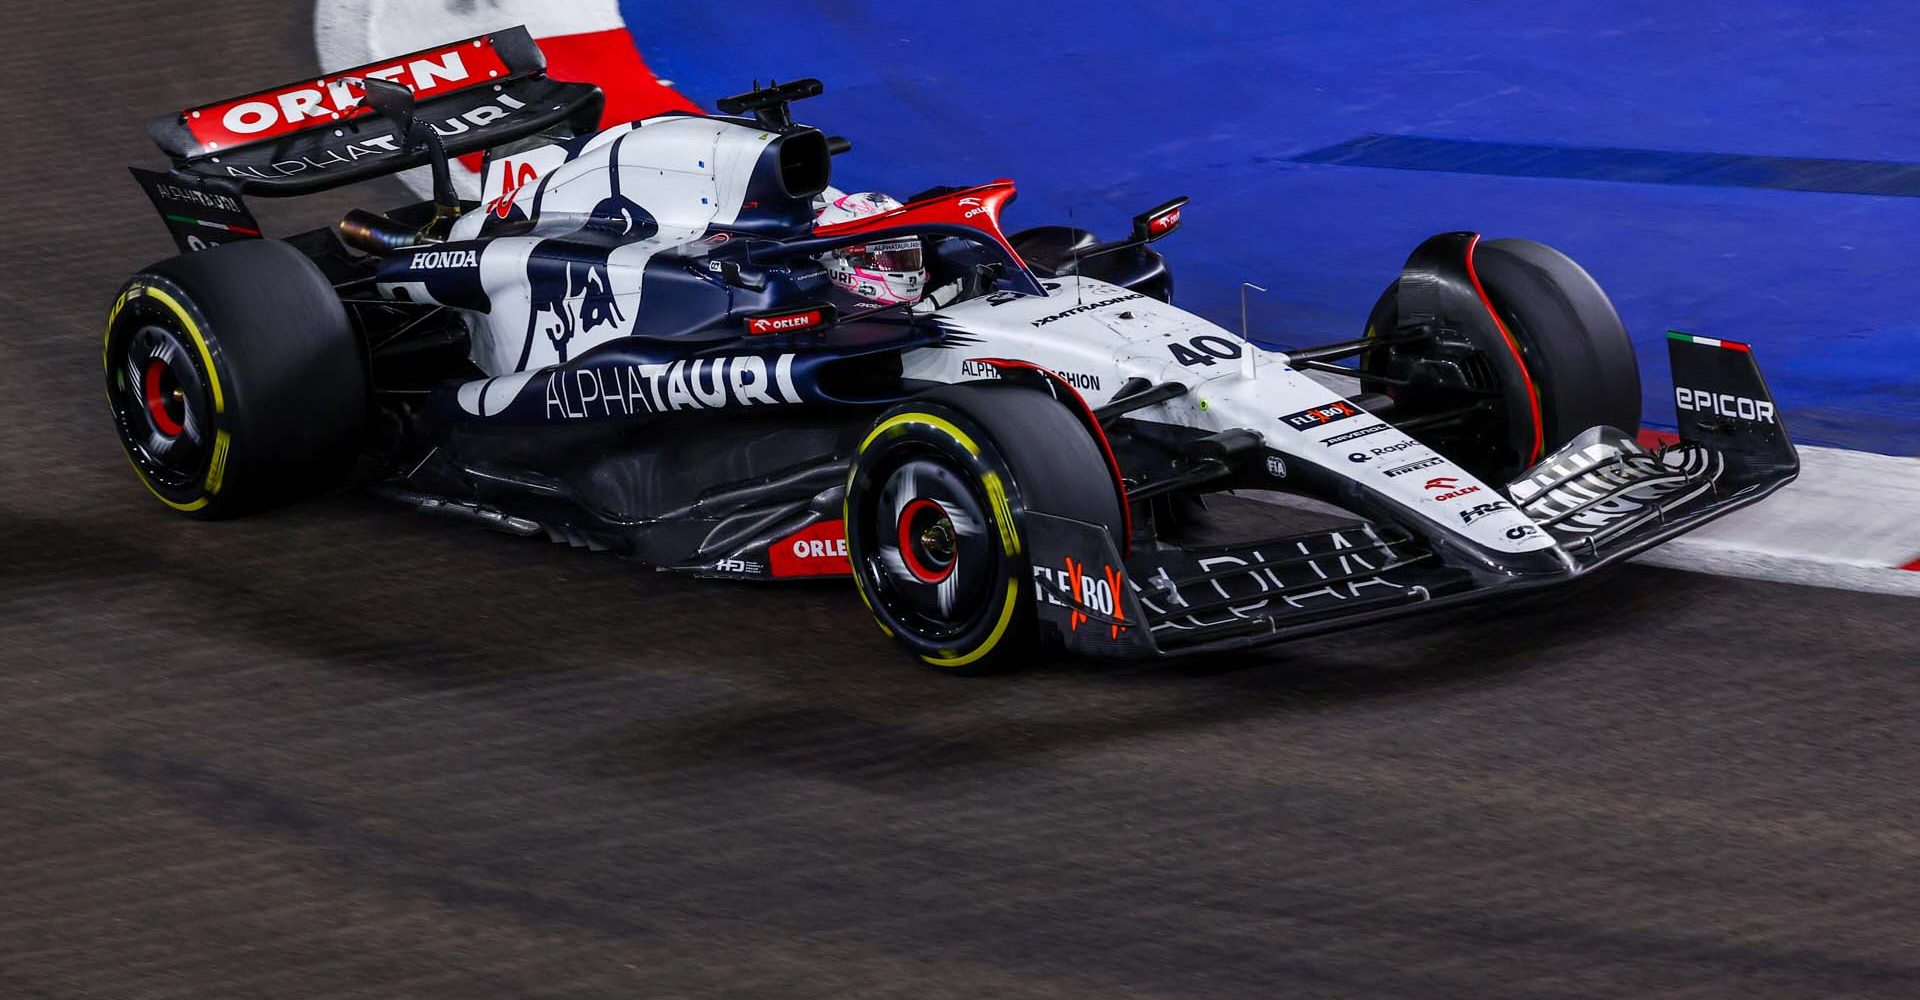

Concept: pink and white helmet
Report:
left=815, top=191, right=926, bottom=305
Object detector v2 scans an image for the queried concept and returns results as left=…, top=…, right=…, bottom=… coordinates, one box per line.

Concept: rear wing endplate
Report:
left=144, top=26, right=602, bottom=198
left=130, top=167, right=262, bottom=254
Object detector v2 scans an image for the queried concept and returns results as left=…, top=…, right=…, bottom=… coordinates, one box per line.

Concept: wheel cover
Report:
left=865, top=456, right=999, bottom=640
left=110, top=318, right=212, bottom=488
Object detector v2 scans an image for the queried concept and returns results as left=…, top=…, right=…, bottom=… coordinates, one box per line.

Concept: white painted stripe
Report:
left=1632, top=540, right=1920, bottom=598
left=1659, top=445, right=1920, bottom=570
left=314, top=0, right=630, bottom=199
left=314, top=0, right=623, bottom=70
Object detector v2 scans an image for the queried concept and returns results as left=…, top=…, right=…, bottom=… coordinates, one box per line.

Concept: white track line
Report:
left=1631, top=446, right=1920, bottom=596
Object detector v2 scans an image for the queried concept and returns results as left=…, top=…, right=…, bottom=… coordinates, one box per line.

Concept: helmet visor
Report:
left=850, top=238, right=922, bottom=273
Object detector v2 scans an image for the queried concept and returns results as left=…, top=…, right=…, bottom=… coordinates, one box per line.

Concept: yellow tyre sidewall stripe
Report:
left=853, top=408, right=1027, bottom=666
left=105, top=281, right=231, bottom=507
left=924, top=579, right=1021, bottom=669
left=858, top=412, right=981, bottom=457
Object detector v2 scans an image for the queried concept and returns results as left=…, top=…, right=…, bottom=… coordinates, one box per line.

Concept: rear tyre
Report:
left=104, top=240, right=366, bottom=517
left=1364, top=237, right=1639, bottom=482
left=845, top=383, right=1126, bottom=675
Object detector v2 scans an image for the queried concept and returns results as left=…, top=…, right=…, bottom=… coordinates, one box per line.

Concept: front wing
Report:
left=1023, top=332, right=1800, bottom=659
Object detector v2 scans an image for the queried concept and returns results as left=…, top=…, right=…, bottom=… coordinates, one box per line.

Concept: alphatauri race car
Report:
left=107, top=28, right=1799, bottom=671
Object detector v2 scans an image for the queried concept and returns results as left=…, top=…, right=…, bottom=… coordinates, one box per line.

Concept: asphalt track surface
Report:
left=3, top=4, right=1918, bottom=998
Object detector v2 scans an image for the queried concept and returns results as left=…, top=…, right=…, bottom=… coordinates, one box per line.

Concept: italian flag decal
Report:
left=164, top=215, right=260, bottom=237
left=1668, top=330, right=1752, bottom=353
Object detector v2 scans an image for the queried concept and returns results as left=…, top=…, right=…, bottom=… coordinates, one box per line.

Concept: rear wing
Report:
left=144, top=26, right=602, bottom=198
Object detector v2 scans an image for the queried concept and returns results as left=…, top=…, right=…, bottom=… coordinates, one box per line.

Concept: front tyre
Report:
left=1364, top=235, right=1639, bottom=482
left=104, top=240, right=366, bottom=517
left=845, top=383, right=1125, bottom=675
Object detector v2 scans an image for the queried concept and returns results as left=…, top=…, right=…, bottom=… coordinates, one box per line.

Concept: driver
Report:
left=814, top=190, right=928, bottom=305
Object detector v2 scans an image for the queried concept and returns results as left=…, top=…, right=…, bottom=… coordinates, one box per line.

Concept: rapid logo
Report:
left=1676, top=387, right=1777, bottom=424
left=770, top=520, right=852, bottom=577
left=1349, top=440, right=1418, bottom=463
left=1281, top=401, right=1361, bottom=431
left=544, top=355, right=801, bottom=420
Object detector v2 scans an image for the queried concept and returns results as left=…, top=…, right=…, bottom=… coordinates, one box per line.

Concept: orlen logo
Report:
left=769, top=520, right=852, bottom=578
left=958, top=197, right=988, bottom=220
left=1423, top=476, right=1482, bottom=502
left=746, top=309, right=826, bottom=335
left=1147, top=206, right=1181, bottom=235
left=184, top=38, right=509, bottom=152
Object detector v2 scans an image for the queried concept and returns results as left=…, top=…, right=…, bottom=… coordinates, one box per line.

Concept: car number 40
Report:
left=1166, top=334, right=1243, bottom=367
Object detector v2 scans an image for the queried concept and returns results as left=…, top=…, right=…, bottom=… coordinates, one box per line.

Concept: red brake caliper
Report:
left=142, top=359, right=183, bottom=436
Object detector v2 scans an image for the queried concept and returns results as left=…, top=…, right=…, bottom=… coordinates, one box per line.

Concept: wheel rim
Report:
left=111, top=319, right=212, bottom=488
left=866, top=456, right=998, bottom=639
left=896, top=497, right=957, bottom=584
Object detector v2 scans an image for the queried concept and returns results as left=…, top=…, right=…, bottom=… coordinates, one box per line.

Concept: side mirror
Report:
left=355, top=77, right=417, bottom=133
left=1131, top=196, right=1189, bottom=243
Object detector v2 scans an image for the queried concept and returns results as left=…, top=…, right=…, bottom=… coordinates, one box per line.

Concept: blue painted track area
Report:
left=625, top=1, right=1920, bottom=454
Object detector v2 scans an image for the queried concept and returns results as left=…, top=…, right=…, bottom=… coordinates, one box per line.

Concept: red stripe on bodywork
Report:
left=1899, top=556, right=1920, bottom=572
left=1637, top=428, right=1681, bottom=449
left=815, top=180, right=1027, bottom=265
left=539, top=28, right=700, bottom=128
left=966, top=357, right=1133, bottom=556
left=1463, top=234, right=1546, bottom=466
left=459, top=30, right=700, bottom=177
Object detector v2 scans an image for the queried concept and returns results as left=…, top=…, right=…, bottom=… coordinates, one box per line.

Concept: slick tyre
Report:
left=1471, top=238, right=1640, bottom=459
left=104, top=239, right=366, bottom=517
left=1366, top=236, right=1639, bottom=481
left=845, top=383, right=1126, bottom=675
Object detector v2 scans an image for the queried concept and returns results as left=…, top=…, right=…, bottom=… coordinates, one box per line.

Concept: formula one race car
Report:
left=107, top=28, right=1799, bottom=671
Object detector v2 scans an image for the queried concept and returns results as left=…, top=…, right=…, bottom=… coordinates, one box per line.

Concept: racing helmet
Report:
left=815, top=191, right=926, bottom=305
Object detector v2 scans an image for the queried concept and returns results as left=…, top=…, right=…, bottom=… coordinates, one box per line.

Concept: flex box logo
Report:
left=1280, top=401, right=1361, bottom=431
left=183, top=36, right=510, bottom=152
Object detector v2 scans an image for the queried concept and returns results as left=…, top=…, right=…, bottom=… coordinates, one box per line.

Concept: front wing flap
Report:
left=1022, top=331, right=1800, bottom=660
